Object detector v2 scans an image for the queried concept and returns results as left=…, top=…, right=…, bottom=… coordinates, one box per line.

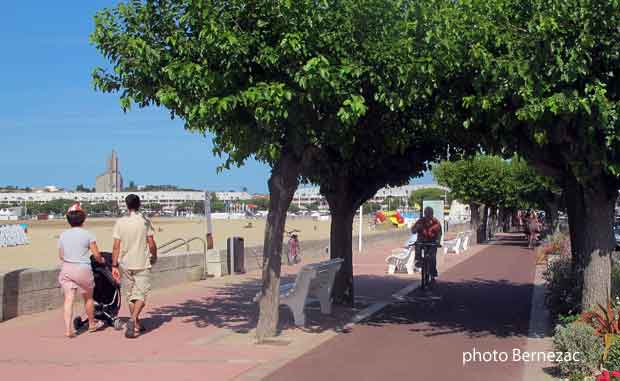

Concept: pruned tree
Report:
left=437, top=0, right=620, bottom=309
left=91, top=0, right=450, bottom=336
left=409, top=188, right=450, bottom=211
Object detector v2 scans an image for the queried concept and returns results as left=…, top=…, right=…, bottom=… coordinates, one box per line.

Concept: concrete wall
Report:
left=0, top=229, right=415, bottom=322
left=220, top=229, right=412, bottom=275
left=0, top=251, right=204, bottom=322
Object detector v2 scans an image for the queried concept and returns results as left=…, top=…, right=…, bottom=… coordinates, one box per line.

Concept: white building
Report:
left=0, top=191, right=205, bottom=212
left=215, top=192, right=252, bottom=201
left=292, top=184, right=449, bottom=206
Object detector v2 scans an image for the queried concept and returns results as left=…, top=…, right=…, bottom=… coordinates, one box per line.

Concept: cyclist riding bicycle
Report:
left=412, top=206, right=442, bottom=281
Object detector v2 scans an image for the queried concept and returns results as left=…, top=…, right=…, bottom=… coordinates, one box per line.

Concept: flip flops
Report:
left=88, top=320, right=105, bottom=333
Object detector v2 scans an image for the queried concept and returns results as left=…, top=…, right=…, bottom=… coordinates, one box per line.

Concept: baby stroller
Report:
left=73, top=251, right=123, bottom=331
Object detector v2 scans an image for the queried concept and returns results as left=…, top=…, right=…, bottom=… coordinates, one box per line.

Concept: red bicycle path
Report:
left=266, top=235, right=538, bottom=381
left=0, top=232, right=540, bottom=381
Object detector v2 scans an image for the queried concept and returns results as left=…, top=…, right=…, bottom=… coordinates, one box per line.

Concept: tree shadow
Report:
left=362, top=277, right=539, bottom=339
left=144, top=272, right=412, bottom=336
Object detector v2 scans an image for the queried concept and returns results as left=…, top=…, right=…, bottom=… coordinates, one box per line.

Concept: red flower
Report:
left=612, top=370, right=620, bottom=379
left=598, top=370, right=610, bottom=381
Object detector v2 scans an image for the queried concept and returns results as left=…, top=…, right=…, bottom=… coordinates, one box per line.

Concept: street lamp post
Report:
left=204, top=190, right=214, bottom=249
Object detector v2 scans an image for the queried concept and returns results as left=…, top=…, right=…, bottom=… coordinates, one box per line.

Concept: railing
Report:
left=158, top=238, right=188, bottom=254
left=159, top=236, right=208, bottom=278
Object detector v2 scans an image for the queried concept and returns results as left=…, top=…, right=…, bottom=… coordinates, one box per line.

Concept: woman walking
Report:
left=57, top=203, right=105, bottom=337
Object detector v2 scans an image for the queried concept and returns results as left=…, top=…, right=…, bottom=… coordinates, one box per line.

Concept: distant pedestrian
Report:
left=110, top=194, right=157, bottom=338
left=527, top=211, right=540, bottom=248
left=57, top=203, right=105, bottom=338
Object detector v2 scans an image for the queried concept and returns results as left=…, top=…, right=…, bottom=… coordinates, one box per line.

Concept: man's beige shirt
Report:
left=112, top=212, right=155, bottom=270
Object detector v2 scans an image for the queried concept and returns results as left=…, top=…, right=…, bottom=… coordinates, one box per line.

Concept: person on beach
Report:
left=111, top=194, right=157, bottom=338
left=58, top=203, right=105, bottom=337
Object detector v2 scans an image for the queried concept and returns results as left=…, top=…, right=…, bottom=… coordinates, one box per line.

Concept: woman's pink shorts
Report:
left=58, top=262, right=94, bottom=295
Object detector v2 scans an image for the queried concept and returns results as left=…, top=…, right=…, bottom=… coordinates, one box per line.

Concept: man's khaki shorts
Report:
left=121, top=268, right=151, bottom=302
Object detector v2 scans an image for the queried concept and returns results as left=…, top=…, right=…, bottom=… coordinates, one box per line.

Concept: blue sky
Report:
left=0, top=1, right=433, bottom=193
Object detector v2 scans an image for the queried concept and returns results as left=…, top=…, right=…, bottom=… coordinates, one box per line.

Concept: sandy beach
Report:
left=0, top=215, right=399, bottom=272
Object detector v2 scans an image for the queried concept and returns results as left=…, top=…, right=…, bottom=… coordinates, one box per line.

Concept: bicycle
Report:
left=413, top=241, right=441, bottom=290
left=285, top=229, right=302, bottom=265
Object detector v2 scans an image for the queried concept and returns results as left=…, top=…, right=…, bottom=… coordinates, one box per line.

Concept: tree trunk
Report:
left=544, top=195, right=560, bottom=235
left=256, top=153, right=300, bottom=342
left=488, top=206, right=498, bottom=238
left=564, top=174, right=616, bottom=311
left=328, top=201, right=357, bottom=306
left=499, top=207, right=511, bottom=233
left=470, top=203, right=482, bottom=243
left=481, top=205, right=489, bottom=242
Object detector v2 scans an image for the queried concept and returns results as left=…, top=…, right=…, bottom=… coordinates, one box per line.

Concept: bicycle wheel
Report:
left=420, top=249, right=428, bottom=289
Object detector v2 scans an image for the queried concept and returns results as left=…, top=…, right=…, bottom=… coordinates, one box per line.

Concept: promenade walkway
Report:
left=267, top=234, right=544, bottom=381
left=0, top=232, right=545, bottom=381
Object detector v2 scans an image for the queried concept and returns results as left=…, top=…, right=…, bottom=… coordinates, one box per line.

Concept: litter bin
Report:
left=227, top=237, right=245, bottom=274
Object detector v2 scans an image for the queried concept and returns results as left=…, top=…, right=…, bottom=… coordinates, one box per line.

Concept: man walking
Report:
left=111, top=194, right=157, bottom=338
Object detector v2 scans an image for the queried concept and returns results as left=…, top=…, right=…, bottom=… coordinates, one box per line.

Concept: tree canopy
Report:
left=91, top=0, right=454, bottom=338
left=433, top=155, right=558, bottom=211
left=409, top=187, right=449, bottom=210
left=433, top=0, right=620, bottom=308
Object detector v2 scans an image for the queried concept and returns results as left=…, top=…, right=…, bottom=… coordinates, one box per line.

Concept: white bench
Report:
left=386, top=246, right=416, bottom=274
left=443, top=231, right=471, bottom=255
left=385, top=234, right=418, bottom=275
left=254, top=258, right=343, bottom=326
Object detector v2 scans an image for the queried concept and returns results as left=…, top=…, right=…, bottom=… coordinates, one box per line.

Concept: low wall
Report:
left=0, top=228, right=418, bottom=322
left=0, top=251, right=204, bottom=322
left=219, top=229, right=413, bottom=275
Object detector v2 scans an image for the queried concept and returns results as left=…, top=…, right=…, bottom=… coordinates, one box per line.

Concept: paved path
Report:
left=266, top=235, right=538, bottom=381
left=0, top=233, right=437, bottom=381
left=0, top=230, right=522, bottom=381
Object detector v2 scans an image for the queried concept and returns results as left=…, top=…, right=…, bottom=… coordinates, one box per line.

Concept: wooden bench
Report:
left=254, top=258, right=343, bottom=326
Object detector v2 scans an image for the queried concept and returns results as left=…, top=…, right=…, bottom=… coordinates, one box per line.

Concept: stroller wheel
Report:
left=113, top=318, right=123, bottom=331
left=73, top=317, right=83, bottom=331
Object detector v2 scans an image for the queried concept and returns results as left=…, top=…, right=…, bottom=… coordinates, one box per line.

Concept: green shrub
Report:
left=558, top=313, right=581, bottom=326
left=544, top=256, right=581, bottom=319
left=553, top=322, right=602, bottom=377
left=604, top=336, right=620, bottom=372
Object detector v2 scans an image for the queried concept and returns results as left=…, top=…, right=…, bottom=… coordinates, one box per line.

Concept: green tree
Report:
left=125, top=181, right=138, bottom=191
left=33, top=199, right=75, bottom=215
left=362, top=201, right=381, bottom=214
left=433, top=0, right=620, bottom=308
left=76, top=184, right=92, bottom=193
left=288, top=0, right=453, bottom=303
left=91, top=0, right=451, bottom=335
left=433, top=156, right=512, bottom=240
left=409, top=188, right=449, bottom=210
left=252, top=198, right=270, bottom=211
left=306, top=202, right=320, bottom=212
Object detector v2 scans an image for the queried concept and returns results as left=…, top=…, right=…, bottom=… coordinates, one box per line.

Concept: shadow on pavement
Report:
left=144, top=273, right=415, bottom=336
left=363, top=277, right=539, bottom=339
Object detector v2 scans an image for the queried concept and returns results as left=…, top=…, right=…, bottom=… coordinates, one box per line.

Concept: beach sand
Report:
left=0, top=215, right=398, bottom=272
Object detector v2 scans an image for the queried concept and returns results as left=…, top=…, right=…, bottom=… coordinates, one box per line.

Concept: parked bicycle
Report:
left=413, top=241, right=441, bottom=290
left=285, top=229, right=302, bottom=265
